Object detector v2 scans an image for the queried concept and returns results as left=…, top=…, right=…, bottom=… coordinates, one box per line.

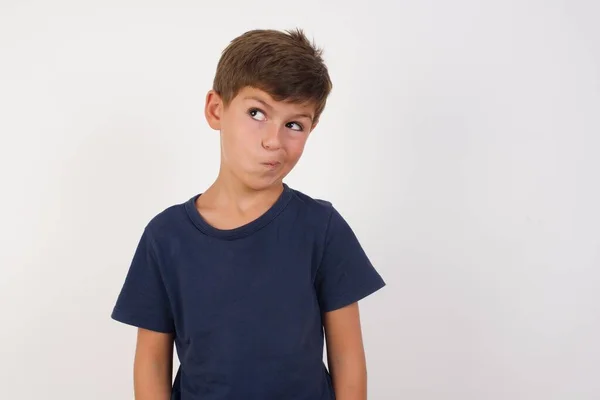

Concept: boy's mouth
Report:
left=262, top=161, right=281, bottom=167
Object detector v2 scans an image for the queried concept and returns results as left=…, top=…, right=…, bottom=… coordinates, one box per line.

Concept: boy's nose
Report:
left=261, top=124, right=282, bottom=150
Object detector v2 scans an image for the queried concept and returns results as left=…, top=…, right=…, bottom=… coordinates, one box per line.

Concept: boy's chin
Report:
left=241, top=175, right=286, bottom=192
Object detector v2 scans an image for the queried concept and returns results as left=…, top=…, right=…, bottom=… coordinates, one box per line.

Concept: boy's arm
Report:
left=133, top=328, right=174, bottom=400
left=323, top=302, right=368, bottom=400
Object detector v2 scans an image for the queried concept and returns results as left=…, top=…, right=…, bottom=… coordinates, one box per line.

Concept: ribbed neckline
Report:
left=184, top=183, right=293, bottom=240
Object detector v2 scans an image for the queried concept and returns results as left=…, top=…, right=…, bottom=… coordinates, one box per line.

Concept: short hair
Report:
left=212, top=28, right=333, bottom=125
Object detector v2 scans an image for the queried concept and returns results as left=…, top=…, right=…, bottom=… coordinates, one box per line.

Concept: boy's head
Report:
left=205, top=28, right=332, bottom=191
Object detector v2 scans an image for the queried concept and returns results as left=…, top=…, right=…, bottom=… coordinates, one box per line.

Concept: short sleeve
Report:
left=315, top=207, right=386, bottom=313
left=111, top=227, right=175, bottom=333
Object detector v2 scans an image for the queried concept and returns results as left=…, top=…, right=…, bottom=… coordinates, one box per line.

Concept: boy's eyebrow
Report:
left=244, top=96, right=314, bottom=122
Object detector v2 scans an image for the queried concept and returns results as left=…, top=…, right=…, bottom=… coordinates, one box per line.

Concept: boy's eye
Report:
left=286, top=122, right=304, bottom=132
left=249, top=108, right=304, bottom=132
left=249, top=108, right=266, bottom=121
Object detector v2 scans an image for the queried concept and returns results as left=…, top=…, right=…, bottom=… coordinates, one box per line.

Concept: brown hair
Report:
left=212, top=28, right=333, bottom=125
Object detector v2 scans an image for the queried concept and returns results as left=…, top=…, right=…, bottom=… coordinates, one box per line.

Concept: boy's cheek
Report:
left=285, top=141, right=308, bottom=161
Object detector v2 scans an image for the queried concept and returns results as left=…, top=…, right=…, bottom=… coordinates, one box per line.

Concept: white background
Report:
left=1, top=1, right=599, bottom=399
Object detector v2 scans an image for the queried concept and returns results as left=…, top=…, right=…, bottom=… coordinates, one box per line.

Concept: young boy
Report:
left=111, top=28, right=385, bottom=400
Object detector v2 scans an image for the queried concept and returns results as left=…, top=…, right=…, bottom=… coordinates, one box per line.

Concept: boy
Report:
left=111, top=28, right=385, bottom=400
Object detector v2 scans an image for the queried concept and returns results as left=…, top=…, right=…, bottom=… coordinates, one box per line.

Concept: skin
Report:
left=133, top=329, right=173, bottom=400
left=133, top=86, right=368, bottom=399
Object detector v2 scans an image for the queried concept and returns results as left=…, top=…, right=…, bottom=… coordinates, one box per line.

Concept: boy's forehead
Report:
left=236, top=87, right=316, bottom=114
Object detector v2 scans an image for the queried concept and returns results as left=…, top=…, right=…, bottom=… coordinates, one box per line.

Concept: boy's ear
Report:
left=205, top=90, right=223, bottom=130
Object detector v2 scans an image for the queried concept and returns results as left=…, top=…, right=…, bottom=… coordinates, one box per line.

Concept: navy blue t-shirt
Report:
left=111, top=183, right=385, bottom=399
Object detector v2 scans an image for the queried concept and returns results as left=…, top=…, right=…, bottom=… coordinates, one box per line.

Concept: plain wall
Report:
left=1, top=0, right=599, bottom=399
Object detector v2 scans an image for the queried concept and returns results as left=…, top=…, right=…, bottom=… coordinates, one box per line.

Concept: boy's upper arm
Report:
left=314, top=206, right=386, bottom=313
left=134, top=328, right=174, bottom=398
left=323, top=302, right=368, bottom=398
left=323, top=302, right=365, bottom=362
left=135, top=327, right=175, bottom=361
left=111, top=227, right=176, bottom=334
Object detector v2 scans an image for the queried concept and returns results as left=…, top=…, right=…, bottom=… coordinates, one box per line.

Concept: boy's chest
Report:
left=165, top=232, right=321, bottom=337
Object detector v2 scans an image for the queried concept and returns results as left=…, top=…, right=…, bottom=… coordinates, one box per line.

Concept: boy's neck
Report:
left=199, top=169, right=284, bottom=215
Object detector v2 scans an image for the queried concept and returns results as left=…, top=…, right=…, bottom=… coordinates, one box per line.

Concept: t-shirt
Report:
left=111, top=183, right=386, bottom=400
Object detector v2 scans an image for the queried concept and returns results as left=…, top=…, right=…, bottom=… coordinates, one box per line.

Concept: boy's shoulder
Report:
left=142, top=195, right=194, bottom=238
left=288, top=186, right=339, bottom=230
left=288, top=185, right=333, bottom=211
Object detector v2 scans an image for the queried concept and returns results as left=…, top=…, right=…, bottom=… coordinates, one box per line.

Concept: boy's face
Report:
left=205, top=86, right=317, bottom=191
